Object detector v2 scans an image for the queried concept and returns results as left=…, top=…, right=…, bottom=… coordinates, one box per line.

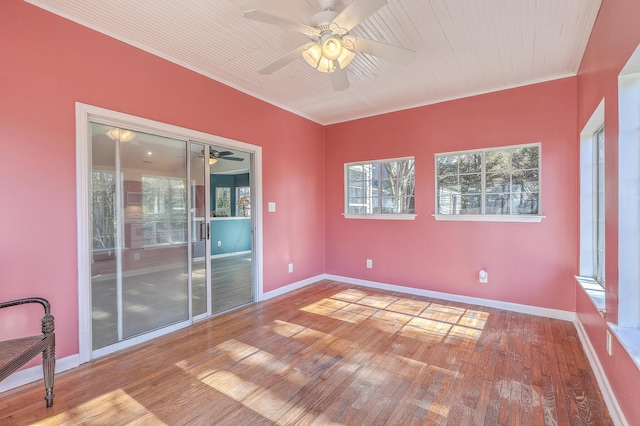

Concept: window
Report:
left=142, top=176, right=187, bottom=245
left=577, top=100, right=605, bottom=312
left=215, top=187, right=231, bottom=217
left=345, top=157, right=415, bottom=219
left=236, top=186, right=251, bottom=217
left=435, top=144, right=540, bottom=218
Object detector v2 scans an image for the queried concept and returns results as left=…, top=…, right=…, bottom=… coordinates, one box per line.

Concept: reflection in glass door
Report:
left=90, top=123, right=189, bottom=350
left=209, top=145, right=253, bottom=314
left=190, top=143, right=208, bottom=318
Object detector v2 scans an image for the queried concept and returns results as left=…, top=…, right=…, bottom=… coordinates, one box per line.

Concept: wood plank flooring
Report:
left=0, top=280, right=612, bottom=425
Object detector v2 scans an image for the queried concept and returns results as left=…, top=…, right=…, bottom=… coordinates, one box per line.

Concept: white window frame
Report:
left=344, top=156, right=416, bottom=220
left=433, top=143, right=543, bottom=222
left=593, top=126, right=606, bottom=287
left=576, top=100, right=605, bottom=314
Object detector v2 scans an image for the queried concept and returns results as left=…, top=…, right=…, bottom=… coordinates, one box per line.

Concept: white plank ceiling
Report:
left=26, top=0, right=601, bottom=125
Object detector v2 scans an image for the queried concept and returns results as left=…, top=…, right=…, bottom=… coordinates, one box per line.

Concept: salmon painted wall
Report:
left=576, top=0, right=640, bottom=423
left=0, top=1, right=325, bottom=359
left=325, top=78, right=578, bottom=311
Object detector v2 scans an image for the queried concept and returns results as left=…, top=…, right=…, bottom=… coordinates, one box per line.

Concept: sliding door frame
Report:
left=76, top=102, right=263, bottom=363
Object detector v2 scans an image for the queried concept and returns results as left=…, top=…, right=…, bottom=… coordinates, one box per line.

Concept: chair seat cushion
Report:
left=0, top=336, right=44, bottom=368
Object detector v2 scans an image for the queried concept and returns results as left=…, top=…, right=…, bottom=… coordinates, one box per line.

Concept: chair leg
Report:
left=42, top=342, right=55, bottom=408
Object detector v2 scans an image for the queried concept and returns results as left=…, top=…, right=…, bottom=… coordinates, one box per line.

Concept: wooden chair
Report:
left=0, top=298, right=55, bottom=408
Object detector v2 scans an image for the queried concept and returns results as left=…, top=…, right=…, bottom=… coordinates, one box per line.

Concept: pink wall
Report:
left=325, top=78, right=578, bottom=311
left=0, top=1, right=325, bottom=358
left=576, top=0, right=640, bottom=423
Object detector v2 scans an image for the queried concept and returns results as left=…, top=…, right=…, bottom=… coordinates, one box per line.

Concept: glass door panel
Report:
left=90, top=123, right=189, bottom=349
left=190, top=143, right=208, bottom=317
left=209, top=145, right=253, bottom=314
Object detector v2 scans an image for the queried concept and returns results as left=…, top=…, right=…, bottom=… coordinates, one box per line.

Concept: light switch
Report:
left=268, top=202, right=276, bottom=212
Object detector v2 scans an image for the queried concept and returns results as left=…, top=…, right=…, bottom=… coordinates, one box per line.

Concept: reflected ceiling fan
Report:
left=200, top=149, right=244, bottom=165
left=243, top=0, right=416, bottom=91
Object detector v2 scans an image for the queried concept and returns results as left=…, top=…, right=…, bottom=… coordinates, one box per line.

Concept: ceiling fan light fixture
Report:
left=302, top=43, right=323, bottom=68
left=303, top=42, right=354, bottom=73
left=105, top=128, right=136, bottom=143
left=336, top=47, right=355, bottom=68
left=322, top=37, right=342, bottom=60
left=209, top=157, right=218, bottom=165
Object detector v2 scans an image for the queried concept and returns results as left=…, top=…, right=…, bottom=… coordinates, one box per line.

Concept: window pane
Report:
left=459, top=153, right=482, bottom=173
left=486, top=194, right=510, bottom=214
left=459, top=195, right=482, bottom=214
left=460, top=173, right=481, bottom=194
left=348, top=165, right=365, bottom=182
left=511, top=193, right=538, bottom=214
left=486, top=150, right=510, bottom=172
left=437, top=156, right=458, bottom=176
left=486, top=172, right=509, bottom=193
left=512, top=170, right=539, bottom=193
left=511, top=146, right=539, bottom=170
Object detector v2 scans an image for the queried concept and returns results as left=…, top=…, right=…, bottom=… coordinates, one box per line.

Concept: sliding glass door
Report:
left=88, top=120, right=256, bottom=355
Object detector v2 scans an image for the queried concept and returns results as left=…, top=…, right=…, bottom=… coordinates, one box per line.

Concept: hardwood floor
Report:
left=0, top=280, right=612, bottom=425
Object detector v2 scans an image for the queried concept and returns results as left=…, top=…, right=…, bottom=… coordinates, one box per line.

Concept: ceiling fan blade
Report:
left=243, top=9, right=319, bottom=36
left=332, top=0, right=387, bottom=31
left=349, top=36, right=416, bottom=65
left=259, top=44, right=309, bottom=75
left=220, top=157, right=244, bottom=161
left=217, top=151, right=234, bottom=156
left=329, top=64, right=349, bottom=91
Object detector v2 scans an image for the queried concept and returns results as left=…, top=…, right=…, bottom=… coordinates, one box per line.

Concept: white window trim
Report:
left=344, top=156, right=416, bottom=219
left=433, top=143, right=543, bottom=222
left=343, top=213, right=417, bottom=220
left=433, top=214, right=544, bottom=223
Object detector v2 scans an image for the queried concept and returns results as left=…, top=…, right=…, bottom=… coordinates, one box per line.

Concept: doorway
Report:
left=190, top=143, right=254, bottom=320
left=78, top=104, right=262, bottom=361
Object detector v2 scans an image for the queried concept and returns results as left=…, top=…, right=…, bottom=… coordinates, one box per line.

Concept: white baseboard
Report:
left=574, top=319, right=628, bottom=426
left=0, top=354, right=80, bottom=393
left=324, top=274, right=576, bottom=321
left=260, top=274, right=325, bottom=301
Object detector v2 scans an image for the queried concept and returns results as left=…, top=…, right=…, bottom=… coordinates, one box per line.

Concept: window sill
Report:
left=343, top=213, right=417, bottom=221
left=432, top=214, right=545, bottom=223
left=609, top=324, right=640, bottom=371
left=575, top=276, right=606, bottom=317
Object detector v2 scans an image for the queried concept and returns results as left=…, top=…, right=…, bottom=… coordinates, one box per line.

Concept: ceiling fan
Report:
left=243, top=0, right=416, bottom=91
left=200, top=149, right=244, bottom=165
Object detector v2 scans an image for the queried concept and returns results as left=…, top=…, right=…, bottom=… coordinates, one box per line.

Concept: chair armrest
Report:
left=0, top=298, right=54, bottom=335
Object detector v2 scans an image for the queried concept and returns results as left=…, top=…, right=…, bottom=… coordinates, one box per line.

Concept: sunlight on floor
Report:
left=301, top=289, right=489, bottom=343
left=43, top=389, right=166, bottom=425
left=168, top=288, right=485, bottom=424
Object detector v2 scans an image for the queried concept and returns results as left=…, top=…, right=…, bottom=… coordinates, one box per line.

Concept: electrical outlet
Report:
left=217, top=241, right=222, bottom=247
left=479, top=270, right=488, bottom=283
left=606, top=330, right=612, bottom=356
left=288, top=263, right=294, bottom=273
left=366, top=259, right=373, bottom=268
left=134, top=253, right=140, bottom=261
